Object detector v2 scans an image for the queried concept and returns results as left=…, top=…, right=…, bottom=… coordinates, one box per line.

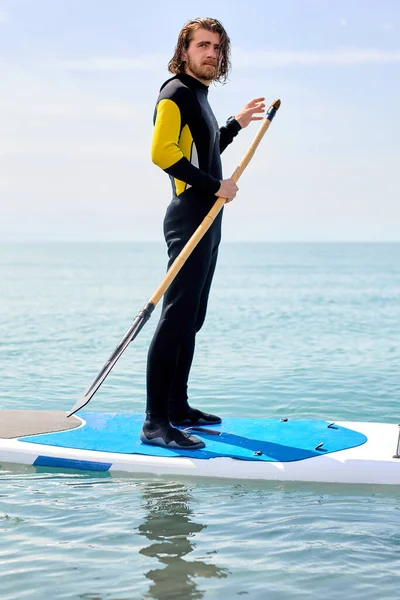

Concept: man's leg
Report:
left=169, top=246, right=222, bottom=425
left=142, top=233, right=215, bottom=448
left=142, top=312, right=206, bottom=449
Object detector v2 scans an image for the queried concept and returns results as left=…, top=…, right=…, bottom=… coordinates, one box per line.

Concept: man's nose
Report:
left=206, top=47, right=218, bottom=59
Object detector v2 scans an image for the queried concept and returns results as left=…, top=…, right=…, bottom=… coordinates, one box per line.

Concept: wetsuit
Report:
left=143, top=73, right=241, bottom=445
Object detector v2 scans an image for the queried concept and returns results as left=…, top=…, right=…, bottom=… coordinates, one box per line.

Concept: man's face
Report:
left=183, top=28, right=221, bottom=83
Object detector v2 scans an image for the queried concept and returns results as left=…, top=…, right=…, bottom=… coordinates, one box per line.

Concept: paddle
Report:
left=67, top=99, right=281, bottom=418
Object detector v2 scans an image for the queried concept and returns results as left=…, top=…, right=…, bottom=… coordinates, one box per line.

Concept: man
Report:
left=141, top=17, right=265, bottom=449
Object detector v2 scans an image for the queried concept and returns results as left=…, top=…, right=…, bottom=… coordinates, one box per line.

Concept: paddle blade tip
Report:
left=66, top=397, right=86, bottom=418
left=66, top=408, right=78, bottom=418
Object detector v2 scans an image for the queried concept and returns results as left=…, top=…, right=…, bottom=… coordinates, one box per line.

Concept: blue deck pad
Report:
left=19, top=414, right=367, bottom=462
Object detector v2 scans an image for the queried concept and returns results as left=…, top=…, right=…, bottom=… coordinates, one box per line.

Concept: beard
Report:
left=186, top=57, right=218, bottom=81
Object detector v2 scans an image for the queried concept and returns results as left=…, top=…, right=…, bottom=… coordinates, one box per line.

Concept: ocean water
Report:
left=1, top=242, right=400, bottom=599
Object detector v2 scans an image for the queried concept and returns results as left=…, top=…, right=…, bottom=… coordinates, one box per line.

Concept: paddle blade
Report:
left=67, top=303, right=154, bottom=417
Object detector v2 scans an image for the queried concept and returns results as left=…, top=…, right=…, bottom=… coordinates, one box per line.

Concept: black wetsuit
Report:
left=146, top=73, right=241, bottom=423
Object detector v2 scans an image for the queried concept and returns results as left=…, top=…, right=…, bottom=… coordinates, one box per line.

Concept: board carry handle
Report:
left=67, top=99, right=281, bottom=418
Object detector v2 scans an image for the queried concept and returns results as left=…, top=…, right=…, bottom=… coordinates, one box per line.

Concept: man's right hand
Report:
left=217, top=178, right=239, bottom=203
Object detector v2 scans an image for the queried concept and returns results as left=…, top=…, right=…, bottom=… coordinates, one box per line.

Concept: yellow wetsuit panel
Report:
left=151, top=99, right=183, bottom=170
left=152, top=100, right=196, bottom=196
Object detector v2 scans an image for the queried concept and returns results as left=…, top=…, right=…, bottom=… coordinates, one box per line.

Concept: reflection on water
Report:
left=139, top=481, right=229, bottom=600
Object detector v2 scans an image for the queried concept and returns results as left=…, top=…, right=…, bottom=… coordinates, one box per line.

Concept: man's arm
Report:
left=219, top=117, right=242, bottom=154
left=151, top=98, right=221, bottom=195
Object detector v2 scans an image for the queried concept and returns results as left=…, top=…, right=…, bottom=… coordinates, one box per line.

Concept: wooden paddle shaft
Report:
left=149, top=99, right=280, bottom=307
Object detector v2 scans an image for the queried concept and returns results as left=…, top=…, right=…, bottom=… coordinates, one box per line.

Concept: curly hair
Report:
left=168, top=17, right=231, bottom=84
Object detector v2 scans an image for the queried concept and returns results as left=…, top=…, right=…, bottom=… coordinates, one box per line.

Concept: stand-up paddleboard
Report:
left=0, top=411, right=399, bottom=484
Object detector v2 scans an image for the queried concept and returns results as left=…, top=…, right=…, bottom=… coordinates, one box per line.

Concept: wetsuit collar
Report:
left=159, top=73, right=210, bottom=93
left=177, top=73, right=210, bottom=92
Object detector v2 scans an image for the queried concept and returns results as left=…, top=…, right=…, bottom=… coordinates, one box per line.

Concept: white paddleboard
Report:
left=0, top=410, right=399, bottom=485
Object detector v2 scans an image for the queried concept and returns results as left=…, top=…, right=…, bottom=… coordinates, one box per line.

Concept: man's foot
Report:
left=170, top=407, right=222, bottom=426
left=140, top=420, right=205, bottom=450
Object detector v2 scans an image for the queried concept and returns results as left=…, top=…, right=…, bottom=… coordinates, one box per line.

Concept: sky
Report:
left=0, top=0, right=399, bottom=242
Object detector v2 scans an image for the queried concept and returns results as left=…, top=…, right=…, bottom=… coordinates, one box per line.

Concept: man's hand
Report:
left=235, top=97, right=265, bottom=129
left=217, top=178, right=238, bottom=203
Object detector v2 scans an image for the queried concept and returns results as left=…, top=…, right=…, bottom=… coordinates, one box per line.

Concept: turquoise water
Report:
left=1, top=242, right=400, bottom=599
